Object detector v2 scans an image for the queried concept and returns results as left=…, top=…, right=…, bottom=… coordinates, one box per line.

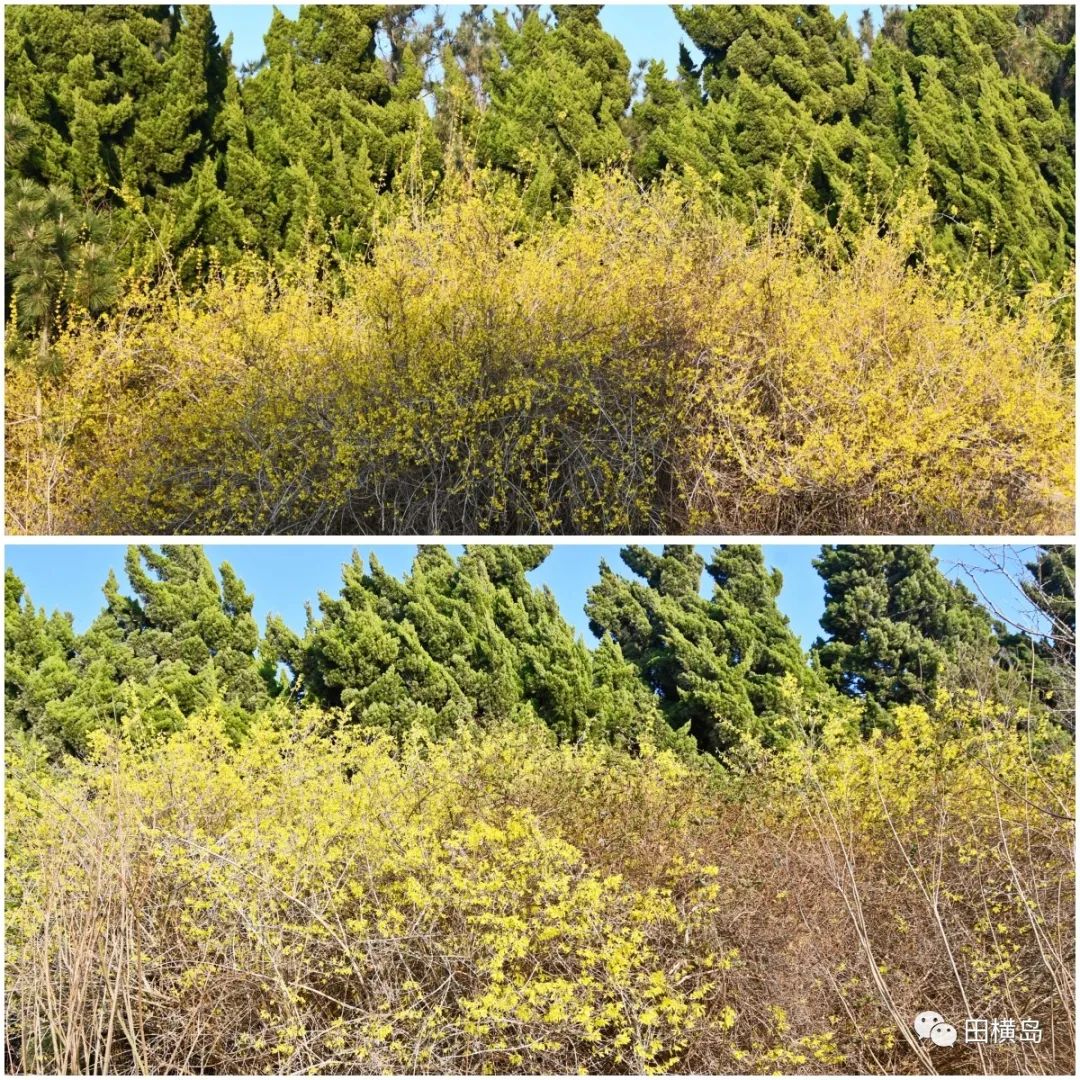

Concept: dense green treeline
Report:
left=6, top=544, right=1073, bottom=763
left=5, top=3, right=1075, bottom=351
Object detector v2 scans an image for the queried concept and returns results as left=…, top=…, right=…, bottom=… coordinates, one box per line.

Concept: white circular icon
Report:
left=914, top=1011, right=945, bottom=1039
left=930, top=1022, right=957, bottom=1048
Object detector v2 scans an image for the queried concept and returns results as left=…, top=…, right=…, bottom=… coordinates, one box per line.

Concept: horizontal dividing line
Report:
left=2, top=534, right=1075, bottom=547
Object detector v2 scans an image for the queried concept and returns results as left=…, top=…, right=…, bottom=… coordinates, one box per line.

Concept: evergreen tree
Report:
left=999, top=545, right=1076, bottom=725
left=585, top=545, right=817, bottom=757
left=1022, top=544, right=1075, bottom=668
left=812, top=544, right=997, bottom=724
left=474, top=6, right=631, bottom=215
left=5, top=5, right=176, bottom=196
left=5, top=547, right=268, bottom=757
left=4, top=178, right=117, bottom=362
left=3, top=2, right=1073, bottom=339
left=4, top=5, right=238, bottom=284
left=122, top=6, right=229, bottom=193
left=867, top=3, right=1074, bottom=283
left=4, top=569, right=78, bottom=754
left=633, top=4, right=1074, bottom=282
left=651, top=4, right=881, bottom=238
left=239, top=4, right=439, bottom=261
left=269, top=545, right=680, bottom=750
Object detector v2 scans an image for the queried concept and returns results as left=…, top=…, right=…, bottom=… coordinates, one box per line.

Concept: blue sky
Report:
left=5, top=544, right=1049, bottom=649
left=210, top=4, right=880, bottom=74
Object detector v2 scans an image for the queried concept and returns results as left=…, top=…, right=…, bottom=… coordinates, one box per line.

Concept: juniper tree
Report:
left=474, top=6, right=631, bottom=215
left=4, top=569, right=78, bottom=754
left=5, top=547, right=269, bottom=757
left=240, top=4, right=439, bottom=261
left=269, top=545, right=682, bottom=750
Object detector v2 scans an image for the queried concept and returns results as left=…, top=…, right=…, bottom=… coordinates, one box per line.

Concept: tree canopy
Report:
left=6, top=544, right=1071, bottom=764
left=5, top=3, right=1074, bottom=343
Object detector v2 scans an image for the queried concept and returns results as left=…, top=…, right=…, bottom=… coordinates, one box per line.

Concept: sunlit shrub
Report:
left=5, top=174, right=1073, bottom=535
left=6, top=695, right=1073, bottom=1074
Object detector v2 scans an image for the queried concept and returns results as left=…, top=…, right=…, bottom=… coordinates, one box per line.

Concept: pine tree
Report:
left=4, top=178, right=117, bottom=365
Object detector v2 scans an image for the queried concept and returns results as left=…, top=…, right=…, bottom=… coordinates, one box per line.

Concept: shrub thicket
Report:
left=5, top=694, right=1073, bottom=1075
left=6, top=175, right=1074, bottom=535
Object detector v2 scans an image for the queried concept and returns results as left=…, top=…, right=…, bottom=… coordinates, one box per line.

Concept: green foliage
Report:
left=635, top=3, right=1075, bottom=284
left=4, top=178, right=117, bottom=360
left=812, top=545, right=999, bottom=726
left=585, top=545, right=830, bottom=757
left=4, top=567, right=77, bottom=752
left=270, top=545, right=690, bottom=754
left=1024, top=543, right=1076, bottom=661
left=4, top=2, right=1073, bottom=354
left=997, top=544, right=1076, bottom=723
left=5, top=544, right=1074, bottom=764
left=4, top=547, right=269, bottom=756
left=473, top=7, right=631, bottom=215
left=238, top=4, right=440, bottom=262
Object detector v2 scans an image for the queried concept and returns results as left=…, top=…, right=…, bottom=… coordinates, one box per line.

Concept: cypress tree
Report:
left=868, top=3, right=1074, bottom=283
left=585, top=545, right=816, bottom=757
left=812, top=544, right=998, bottom=725
left=270, top=545, right=678, bottom=750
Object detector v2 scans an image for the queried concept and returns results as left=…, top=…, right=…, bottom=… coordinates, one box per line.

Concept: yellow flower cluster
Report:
left=5, top=694, right=1073, bottom=1074
left=6, top=174, right=1073, bottom=535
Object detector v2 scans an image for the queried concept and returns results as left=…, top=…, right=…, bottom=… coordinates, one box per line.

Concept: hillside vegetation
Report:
left=4, top=4, right=1076, bottom=534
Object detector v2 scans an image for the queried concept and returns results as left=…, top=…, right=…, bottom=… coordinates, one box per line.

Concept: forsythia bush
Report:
left=6, top=695, right=1073, bottom=1074
left=5, top=175, right=1074, bottom=535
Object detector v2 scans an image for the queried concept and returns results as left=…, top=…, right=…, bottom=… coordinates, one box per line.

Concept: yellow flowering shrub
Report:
left=6, top=174, right=1073, bottom=535
left=5, top=696, right=1073, bottom=1074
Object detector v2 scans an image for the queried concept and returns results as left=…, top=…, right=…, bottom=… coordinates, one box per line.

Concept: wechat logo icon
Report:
left=914, top=1010, right=957, bottom=1047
